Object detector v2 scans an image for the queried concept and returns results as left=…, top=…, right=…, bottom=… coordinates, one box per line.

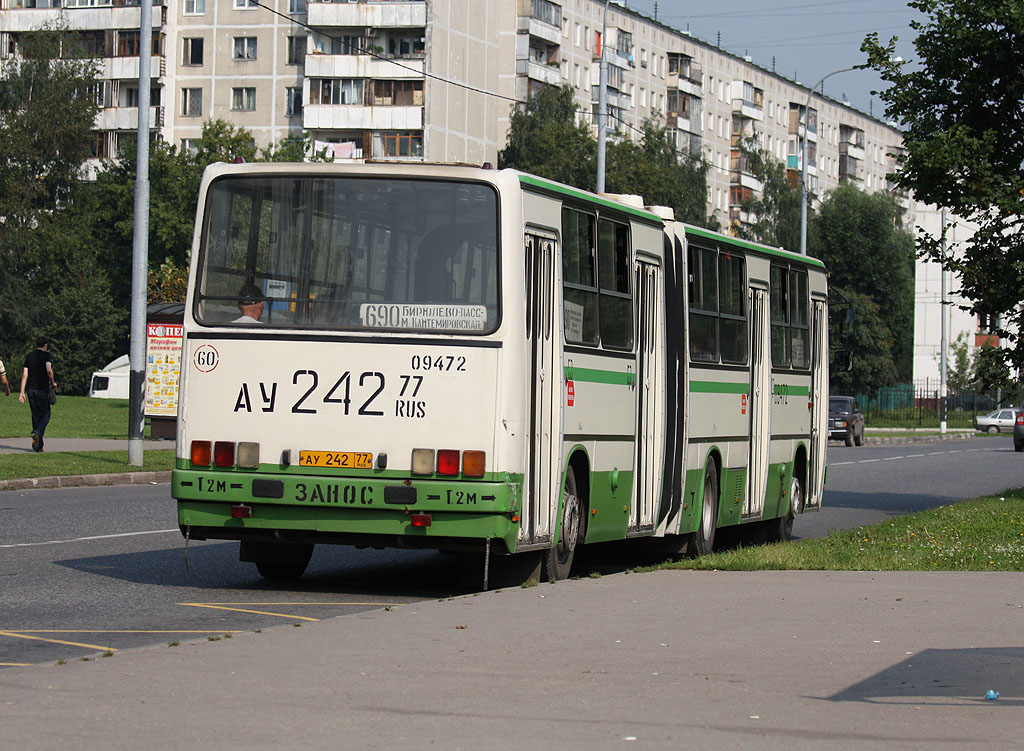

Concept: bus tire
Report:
left=768, top=472, right=803, bottom=543
left=690, top=462, right=718, bottom=557
left=542, top=465, right=582, bottom=581
left=254, top=543, right=314, bottom=582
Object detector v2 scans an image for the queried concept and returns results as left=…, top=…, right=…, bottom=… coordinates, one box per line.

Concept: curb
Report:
left=862, top=432, right=979, bottom=445
left=0, top=471, right=171, bottom=492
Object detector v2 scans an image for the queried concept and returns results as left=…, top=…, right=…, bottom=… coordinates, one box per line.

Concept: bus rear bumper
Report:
left=173, top=469, right=521, bottom=554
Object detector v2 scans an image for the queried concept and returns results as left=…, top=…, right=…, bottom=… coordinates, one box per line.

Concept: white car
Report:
left=975, top=408, right=1019, bottom=433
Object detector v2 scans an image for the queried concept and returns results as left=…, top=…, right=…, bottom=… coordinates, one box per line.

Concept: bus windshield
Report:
left=194, top=175, right=499, bottom=333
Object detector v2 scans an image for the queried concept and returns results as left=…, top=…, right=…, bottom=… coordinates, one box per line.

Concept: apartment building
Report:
left=0, top=0, right=904, bottom=227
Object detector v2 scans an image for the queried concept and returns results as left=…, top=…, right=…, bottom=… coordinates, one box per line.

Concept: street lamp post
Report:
left=799, top=66, right=857, bottom=256
left=596, top=0, right=610, bottom=194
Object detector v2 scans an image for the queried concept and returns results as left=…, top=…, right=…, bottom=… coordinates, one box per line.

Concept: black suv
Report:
left=829, top=396, right=865, bottom=447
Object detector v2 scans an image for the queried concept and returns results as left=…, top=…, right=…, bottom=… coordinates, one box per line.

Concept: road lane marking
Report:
left=190, top=602, right=401, bottom=607
left=0, top=529, right=179, bottom=549
left=0, top=663, right=31, bottom=667
left=856, top=459, right=880, bottom=464
left=4, top=630, right=243, bottom=635
left=0, top=631, right=116, bottom=651
left=179, top=603, right=320, bottom=621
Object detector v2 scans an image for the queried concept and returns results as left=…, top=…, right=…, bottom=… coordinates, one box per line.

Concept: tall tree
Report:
left=606, top=119, right=711, bottom=226
left=864, top=1, right=1024, bottom=375
left=0, top=25, right=118, bottom=393
left=733, top=136, right=803, bottom=252
left=828, top=287, right=900, bottom=394
left=811, top=183, right=917, bottom=384
left=498, top=84, right=596, bottom=190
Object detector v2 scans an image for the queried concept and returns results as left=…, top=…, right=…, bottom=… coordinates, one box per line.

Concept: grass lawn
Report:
left=0, top=450, right=176, bottom=481
left=653, top=489, right=1024, bottom=572
left=0, top=395, right=132, bottom=439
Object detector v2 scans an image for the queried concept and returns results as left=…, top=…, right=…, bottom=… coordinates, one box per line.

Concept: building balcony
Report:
left=95, top=105, right=163, bottom=131
left=306, top=0, right=426, bottom=30
left=517, top=58, right=561, bottom=86
left=785, top=154, right=817, bottom=175
left=304, top=53, right=424, bottom=79
left=302, top=103, right=422, bottom=131
left=103, top=55, right=163, bottom=80
left=3, top=4, right=165, bottom=31
left=839, top=141, right=866, bottom=161
left=516, top=15, right=560, bottom=45
left=676, top=77, right=701, bottom=97
left=731, top=99, right=764, bottom=122
left=730, top=170, right=763, bottom=192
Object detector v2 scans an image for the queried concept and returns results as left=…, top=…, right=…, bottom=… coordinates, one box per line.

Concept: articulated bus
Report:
left=172, top=162, right=829, bottom=582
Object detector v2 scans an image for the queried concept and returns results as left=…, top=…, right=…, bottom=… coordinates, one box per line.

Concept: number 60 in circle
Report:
left=193, top=344, right=219, bottom=373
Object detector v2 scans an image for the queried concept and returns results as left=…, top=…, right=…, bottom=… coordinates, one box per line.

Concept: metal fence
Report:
left=847, top=380, right=1016, bottom=429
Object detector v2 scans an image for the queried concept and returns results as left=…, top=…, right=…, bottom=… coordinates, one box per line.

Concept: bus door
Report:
left=807, top=299, right=828, bottom=508
left=631, top=258, right=662, bottom=533
left=525, top=233, right=562, bottom=543
left=745, top=286, right=771, bottom=517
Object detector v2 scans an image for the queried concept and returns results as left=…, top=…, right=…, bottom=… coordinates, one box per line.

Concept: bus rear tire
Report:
left=252, top=543, right=314, bottom=582
left=768, top=473, right=803, bottom=543
left=690, top=463, right=718, bottom=557
left=542, top=465, right=582, bottom=581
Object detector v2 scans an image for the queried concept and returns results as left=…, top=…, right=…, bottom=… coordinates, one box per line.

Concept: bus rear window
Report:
left=195, top=176, right=499, bottom=333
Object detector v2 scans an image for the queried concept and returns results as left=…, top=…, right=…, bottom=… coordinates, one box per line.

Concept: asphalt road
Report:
left=2, top=437, right=1021, bottom=667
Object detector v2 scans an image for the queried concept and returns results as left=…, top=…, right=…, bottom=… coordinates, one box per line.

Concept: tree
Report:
left=945, top=331, right=973, bottom=393
left=498, top=84, right=596, bottom=190
left=864, top=1, right=1024, bottom=373
left=733, top=136, right=803, bottom=251
left=811, top=183, right=916, bottom=384
left=606, top=119, right=710, bottom=226
left=828, top=288, right=900, bottom=394
left=0, top=25, right=120, bottom=394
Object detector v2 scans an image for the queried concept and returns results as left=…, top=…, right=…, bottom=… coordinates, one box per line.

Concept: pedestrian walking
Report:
left=19, top=336, right=58, bottom=452
left=0, top=356, right=10, bottom=396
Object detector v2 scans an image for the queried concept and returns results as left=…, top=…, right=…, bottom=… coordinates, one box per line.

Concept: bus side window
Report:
left=561, top=208, right=598, bottom=345
left=770, top=264, right=790, bottom=366
left=688, top=245, right=718, bottom=362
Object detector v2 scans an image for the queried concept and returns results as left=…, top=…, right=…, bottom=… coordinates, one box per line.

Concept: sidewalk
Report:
left=0, top=437, right=172, bottom=491
left=1, top=570, right=1020, bottom=749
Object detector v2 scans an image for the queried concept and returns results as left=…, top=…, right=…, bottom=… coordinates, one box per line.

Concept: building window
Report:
left=77, top=30, right=107, bottom=57
left=287, top=36, right=306, bottom=66
left=309, top=79, right=364, bottom=105
left=376, top=131, right=423, bottom=158
left=184, top=0, right=205, bottom=15
left=286, top=87, right=302, bottom=117
left=180, top=138, right=199, bottom=155
left=183, top=37, right=203, bottom=66
left=181, top=88, right=202, bottom=117
left=371, top=80, right=423, bottom=106
left=231, top=87, right=256, bottom=111
left=289, top=0, right=306, bottom=13
left=117, top=31, right=162, bottom=58
left=233, top=37, right=257, bottom=61
left=234, top=0, right=257, bottom=8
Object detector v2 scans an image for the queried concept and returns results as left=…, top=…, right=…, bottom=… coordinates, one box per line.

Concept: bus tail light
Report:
left=411, top=449, right=434, bottom=475
left=214, top=441, right=235, bottom=468
left=411, top=513, right=432, bottom=527
left=437, top=449, right=460, bottom=476
left=237, top=442, right=260, bottom=468
left=462, top=450, right=486, bottom=477
left=191, top=440, right=212, bottom=467
left=231, top=504, right=252, bottom=519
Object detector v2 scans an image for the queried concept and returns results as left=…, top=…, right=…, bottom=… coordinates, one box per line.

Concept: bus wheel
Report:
left=690, top=463, right=718, bottom=557
left=769, top=473, right=804, bottom=543
left=542, top=465, right=582, bottom=581
left=254, top=543, right=314, bottom=582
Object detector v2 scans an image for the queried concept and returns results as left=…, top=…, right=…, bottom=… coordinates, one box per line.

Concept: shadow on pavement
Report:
left=828, top=647, right=1024, bottom=705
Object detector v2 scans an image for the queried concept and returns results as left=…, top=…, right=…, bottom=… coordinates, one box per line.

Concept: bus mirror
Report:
left=832, top=350, right=853, bottom=372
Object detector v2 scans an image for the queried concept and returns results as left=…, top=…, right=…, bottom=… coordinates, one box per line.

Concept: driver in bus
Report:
left=234, top=283, right=265, bottom=324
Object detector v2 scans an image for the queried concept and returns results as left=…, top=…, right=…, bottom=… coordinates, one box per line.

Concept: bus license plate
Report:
left=298, top=451, right=374, bottom=469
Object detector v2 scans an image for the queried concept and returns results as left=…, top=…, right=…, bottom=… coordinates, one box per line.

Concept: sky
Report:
left=619, top=0, right=924, bottom=119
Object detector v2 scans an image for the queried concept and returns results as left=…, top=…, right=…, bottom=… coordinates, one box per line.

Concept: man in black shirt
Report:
left=19, top=336, right=58, bottom=452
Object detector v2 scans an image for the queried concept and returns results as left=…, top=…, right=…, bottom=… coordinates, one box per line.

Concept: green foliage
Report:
left=827, top=287, right=899, bottom=393
left=605, top=118, right=710, bottom=226
left=946, top=331, right=973, bottom=393
left=812, top=183, right=916, bottom=385
left=733, top=136, right=802, bottom=251
left=863, top=1, right=1024, bottom=373
left=498, top=84, right=597, bottom=190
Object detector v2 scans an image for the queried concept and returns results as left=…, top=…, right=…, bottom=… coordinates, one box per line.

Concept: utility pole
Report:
left=940, top=208, right=948, bottom=434
left=128, top=0, right=153, bottom=465
left=596, top=0, right=610, bottom=193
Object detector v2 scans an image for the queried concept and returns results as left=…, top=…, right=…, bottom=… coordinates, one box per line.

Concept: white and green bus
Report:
left=172, top=162, right=829, bottom=582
